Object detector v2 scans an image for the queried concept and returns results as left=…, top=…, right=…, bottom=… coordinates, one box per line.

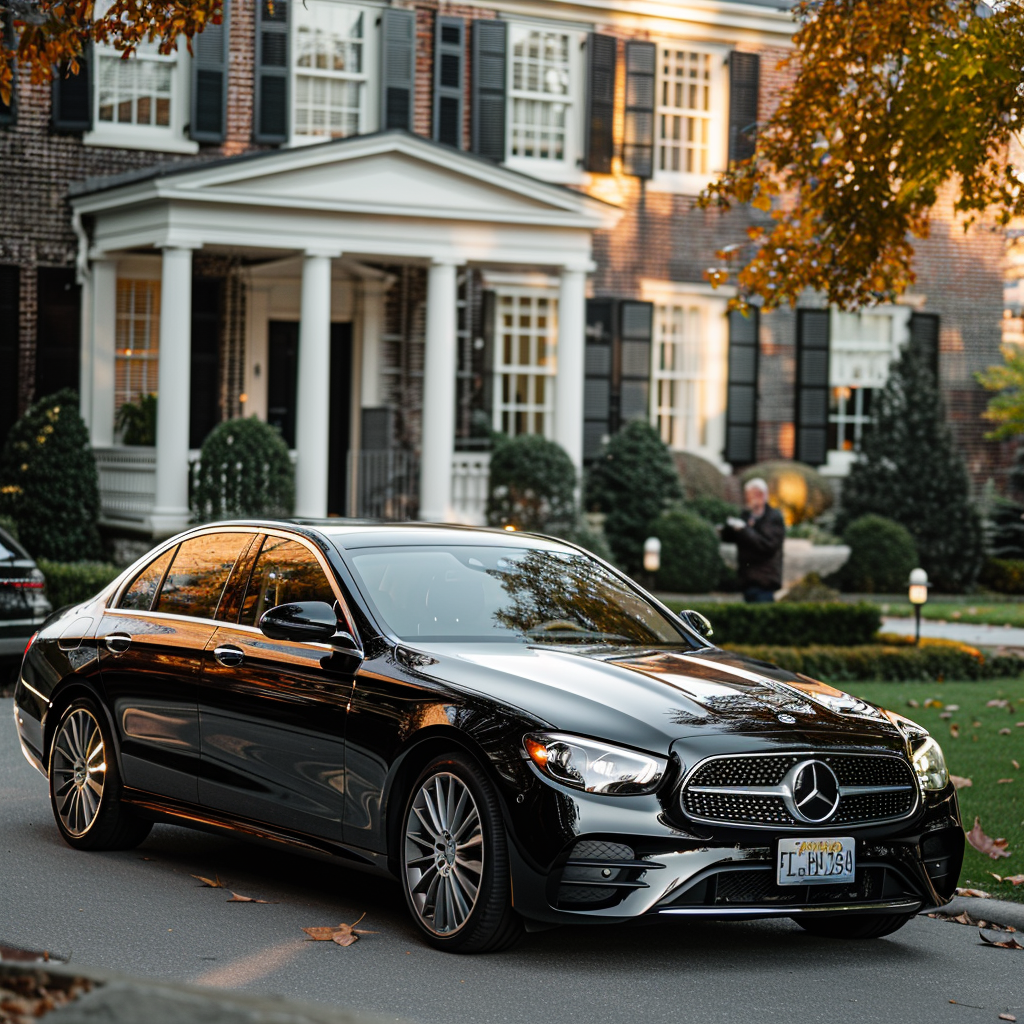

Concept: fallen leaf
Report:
left=192, top=875, right=224, bottom=888
left=990, top=873, right=1024, bottom=886
left=966, top=817, right=1012, bottom=860
left=950, top=723, right=960, bottom=738
left=988, top=699, right=1010, bottom=708
left=907, top=699, right=920, bottom=708
left=979, top=928, right=1024, bottom=951
left=925, top=698, right=944, bottom=709
left=973, top=721, right=983, bottom=728
left=998, top=1014, right=1016, bottom=1022
left=1001, top=728, right=1013, bottom=735
left=226, top=891, right=272, bottom=903
left=940, top=711, right=952, bottom=719
left=947, top=704, right=960, bottom=711
left=998, top=778, right=1015, bottom=784
left=302, top=927, right=341, bottom=941
left=1014, top=760, right=1021, bottom=770
left=302, top=913, right=375, bottom=947
left=951, top=775, right=973, bottom=790
left=1016, top=722, right=1024, bottom=728
left=956, top=887, right=992, bottom=899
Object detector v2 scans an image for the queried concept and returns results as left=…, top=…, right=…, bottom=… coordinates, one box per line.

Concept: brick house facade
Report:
left=0, top=0, right=1008, bottom=536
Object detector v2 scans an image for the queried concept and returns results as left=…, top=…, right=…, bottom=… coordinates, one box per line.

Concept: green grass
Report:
left=850, top=681, right=1024, bottom=903
left=880, top=601, right=1024, bottom=628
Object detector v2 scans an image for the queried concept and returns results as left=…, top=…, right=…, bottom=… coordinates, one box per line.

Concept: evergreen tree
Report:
left=0, top=389, right=101, bottom=561
left=836, top=346, right=982, bottom=592
left=585, top=421, right=682, bottom=574
left=987, top=443, right=1024, bottom=559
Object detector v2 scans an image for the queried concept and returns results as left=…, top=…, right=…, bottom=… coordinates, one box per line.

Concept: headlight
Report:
left=523, top=732, right=667, bottom=796
left=912, top=736, right=949, bottom=791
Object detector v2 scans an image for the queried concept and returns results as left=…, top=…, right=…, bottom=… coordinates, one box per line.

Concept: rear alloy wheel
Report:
left=401, top=754, right=522, bottom=953
left=49, top=698, right=152, bottom=851
left=793, top=912, right=914, bottom=940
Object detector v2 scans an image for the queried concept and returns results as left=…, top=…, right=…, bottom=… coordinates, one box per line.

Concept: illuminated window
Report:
left=115, top=279, right=160, bottom=415
left=509, top=27, right=571, bottom=162
left=653, top=301, right=707, bottom=450
left=493, top=289, right=557, bottom=437
left=657, top=48, right=712, bottom=176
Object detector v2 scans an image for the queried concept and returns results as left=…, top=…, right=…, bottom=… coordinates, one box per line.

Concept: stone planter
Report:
left=720, top=538, right=850, bottom=588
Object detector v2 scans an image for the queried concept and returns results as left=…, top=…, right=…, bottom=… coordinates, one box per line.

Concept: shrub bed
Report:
left=978, top=558, right=1024, bottom=595
left=37, top=560, right=122, bottom=610
left=724, top=640, right=1023, bottom=683
left=650, top=509, right=723, bottom=593
left=680, top=601, right=881, bottom=647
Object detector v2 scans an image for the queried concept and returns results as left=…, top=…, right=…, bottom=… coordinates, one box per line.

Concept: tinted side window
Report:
left=119, top=546, right=176, bottom=611
left=240, top=537, right=336, bottom=627
left=155, top=533, right=250, bottom=620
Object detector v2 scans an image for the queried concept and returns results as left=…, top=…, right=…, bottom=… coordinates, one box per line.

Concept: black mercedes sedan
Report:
left=12, top=521, right=962, bottom=953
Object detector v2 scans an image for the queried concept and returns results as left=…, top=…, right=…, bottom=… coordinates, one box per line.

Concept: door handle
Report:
left=104, top=633, right=131, bottom=655
left=214, top=645, right=244, bottom=668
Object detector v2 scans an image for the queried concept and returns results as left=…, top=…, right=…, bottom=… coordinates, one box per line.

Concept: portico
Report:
left=70, top=131, right=618, bottom=536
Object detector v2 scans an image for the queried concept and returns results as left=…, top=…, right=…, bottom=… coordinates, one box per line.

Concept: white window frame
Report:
left=822, top=305, right=912, bottom=476
left=648, top=39, right=728, bottom=196
left=114, top=274, right=161, bottom=432
left=289, top=1, right=378, bottom=147
left=85, top=41, right=197, bottom=154
left=641, top=280, right=729, bottom=469
left=503, top=21, right=585, bottom=184
left=490, top=280, right=559, bottom=439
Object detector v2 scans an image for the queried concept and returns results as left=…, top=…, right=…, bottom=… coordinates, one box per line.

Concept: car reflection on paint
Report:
left=13, top=521, right=963, bottom=952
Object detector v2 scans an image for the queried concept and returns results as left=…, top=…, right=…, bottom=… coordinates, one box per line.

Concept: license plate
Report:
left=777, top=837, right=855, bottom=885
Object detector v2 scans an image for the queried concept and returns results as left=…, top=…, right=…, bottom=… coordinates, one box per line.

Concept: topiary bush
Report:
left=741, top=460, right=834, bottom=525
left=486, top=434, right=577, bottom=532
left=673, top=450, right=728, bottom=502
left=191, top=417, right=295, bottom=522
left=586, top=421, right=682, bottom=574
left=650, top=509, right=724, bottom=593
left=0, top=388, right=101, bottom=561
left=838, top=514, right=919, bottom=593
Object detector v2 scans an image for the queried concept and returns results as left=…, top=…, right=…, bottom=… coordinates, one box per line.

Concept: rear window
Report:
left=154, top=534, right=251, bottom=620
left=0, top=528, right=30, bottom=562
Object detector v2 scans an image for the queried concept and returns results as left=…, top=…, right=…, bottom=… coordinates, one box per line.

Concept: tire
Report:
left=793, top=912, right=914, bottom=940
left=400, top=752, right=523, bottom=953
left=48, top=697, right=152, bottom=851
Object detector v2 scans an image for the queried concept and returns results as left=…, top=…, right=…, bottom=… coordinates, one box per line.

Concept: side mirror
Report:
left=259, top=601, right=339, bottom=643
left=680, top=609, right=713, bottom=640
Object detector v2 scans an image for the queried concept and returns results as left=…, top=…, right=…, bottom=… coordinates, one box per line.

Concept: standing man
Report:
left=720, top=478, right=785, bottom=603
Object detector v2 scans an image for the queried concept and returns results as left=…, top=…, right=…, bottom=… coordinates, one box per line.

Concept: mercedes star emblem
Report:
left=783, top=759, right=841, bottom=823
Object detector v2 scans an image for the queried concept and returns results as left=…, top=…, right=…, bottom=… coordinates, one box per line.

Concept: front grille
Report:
left=680, top=752, right=917, bottom=828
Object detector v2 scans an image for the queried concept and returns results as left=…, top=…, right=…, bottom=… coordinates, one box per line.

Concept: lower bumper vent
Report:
left=556, top=840, right=664, bottom=908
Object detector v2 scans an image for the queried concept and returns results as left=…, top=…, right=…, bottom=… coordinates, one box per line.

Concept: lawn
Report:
left=850, top=680, right=1024, bottom=903
left=880, top=601, right=1024, bottom=628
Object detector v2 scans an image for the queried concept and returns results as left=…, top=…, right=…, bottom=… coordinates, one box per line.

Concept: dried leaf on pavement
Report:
left=998, top=1014, right=1016, bottom=1022
left=990, top=873, right=1024, bottom=886
left=979, top=928, right=1024, bottom=951
left=192, top=875, right=224, bottom=888
left=966, top=817, right=1012, bottom=860
left=302, top=913, right=375, bottom=948
left=950, top=775, right=973, bottom=790
left=956, top=887, right=992, bottom=899
left=226, top=891, right=272, bottom=903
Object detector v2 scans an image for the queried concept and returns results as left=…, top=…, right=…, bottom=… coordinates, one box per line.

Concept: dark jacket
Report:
left=721, top=505, right=785, bottom=591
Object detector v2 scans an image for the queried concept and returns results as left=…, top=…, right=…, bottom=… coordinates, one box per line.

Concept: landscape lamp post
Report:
left=643, top=536, right=661, bottom=589
left=908, top=567, right=930, bottom=646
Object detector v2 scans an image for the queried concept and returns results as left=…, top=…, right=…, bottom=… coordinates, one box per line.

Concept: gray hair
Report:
left=744, top=477, right=769, bottom=498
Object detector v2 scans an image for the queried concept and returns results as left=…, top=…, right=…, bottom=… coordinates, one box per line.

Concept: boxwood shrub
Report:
left=650, top=509, right=723, bottom=593
left=838, top=514, right=918, bottom=593
left=680, top=601, right=881, bottom=647
left=37, top=560, right=122, bottom=611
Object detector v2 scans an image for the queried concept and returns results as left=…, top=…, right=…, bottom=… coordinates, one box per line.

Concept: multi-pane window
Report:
left=97, top=51, right=174, bottom=127
left=828, top=386, right=874, bottom=453
left=493, top=290, right=557, bottom=437
left=653, top=302, right=707, bottom=450
left=294, top=2, right=367, bottom=140
left=508, top=27, right=571, bottom=162
left=657, top=47, right=712, bottom=176
left=115, top=279, right=160, bottom=415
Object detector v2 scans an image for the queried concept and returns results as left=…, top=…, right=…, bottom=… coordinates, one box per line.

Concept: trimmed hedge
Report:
left=839, top=514, right=918, bottom=593
left=978, top=558, right=1024, bottom=595
left=682, top=601, right=881, bottom=647
left=725, top=640, right=1023, bottom=683
left=37, top=560, right=122, bottom=610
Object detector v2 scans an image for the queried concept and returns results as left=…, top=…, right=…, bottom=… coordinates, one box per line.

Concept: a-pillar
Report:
left=418, top=258, right=459, bottom=522
left=151, top=246, right=195, bottom=537
left=87, top=258, right=118, bottom=448
left=554, top=263, right=588, bottom=474
left=294, top=250, right=338, bottom=518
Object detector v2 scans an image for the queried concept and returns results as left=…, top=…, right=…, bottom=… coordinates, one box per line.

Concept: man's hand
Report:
left=726, top=516, right=747, bottom=532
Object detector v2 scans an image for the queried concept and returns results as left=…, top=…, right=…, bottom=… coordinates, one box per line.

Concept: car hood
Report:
left=414, top=642, right=907, bottom=756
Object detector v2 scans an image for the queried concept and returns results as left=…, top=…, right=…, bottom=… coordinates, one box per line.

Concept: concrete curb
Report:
left=922, top=896, right=1024, bottom=931
left=0, top=956, right=412, bottom=1024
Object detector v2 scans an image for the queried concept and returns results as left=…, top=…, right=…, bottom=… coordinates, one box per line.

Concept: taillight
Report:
left=1, top=579, right=46, bottom=589
left=23, top=631, right=38, bottom=658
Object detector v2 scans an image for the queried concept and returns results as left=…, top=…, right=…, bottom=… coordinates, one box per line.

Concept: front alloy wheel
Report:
left=400, top=754, right=522, bottom=953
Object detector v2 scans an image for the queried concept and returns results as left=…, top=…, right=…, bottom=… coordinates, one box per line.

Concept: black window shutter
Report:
left=623, top=41, right=654, bottom=178
left=191, top=0, right=230, bottom=143
left=618, top=300, right=653, bottom=424
left=471, top=19, right=506, bottom=161
left=52, top=49, right=92, bottom=132
left=728, top=51, right=759, bottom=164
left=433, top=16, right=464, bottom=148
left=254, top=0, right=288, bottom=144
left=481, top=289, right=496, bottom=425
left=909, top=311, right=940, bottom=381
left=0, top=265, right=19, bottom=444
left=381, top=7, right=415, bottom=131
left=584, top=33, right=616, bottom=174
left=795, top=309, right=831, bottom=466
left=725, top=308, right=759, bottom=465
left=584, top=298, right=616, bottom=461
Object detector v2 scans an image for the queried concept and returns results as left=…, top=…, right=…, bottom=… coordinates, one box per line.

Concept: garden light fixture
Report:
left=908, top=567, right=929, bottom=645
left=643, top=537, right=661, bottom=574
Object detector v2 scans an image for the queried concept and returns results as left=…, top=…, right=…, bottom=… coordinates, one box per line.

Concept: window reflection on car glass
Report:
left=0, top=530, right=29, bottom=562
left=241, top=538, right=337, bottom=627
left=349, top=545, right=689, bottom=646
left=119, top=546, right=175, bottom=611
left=155, top=534, right=249, bottom=620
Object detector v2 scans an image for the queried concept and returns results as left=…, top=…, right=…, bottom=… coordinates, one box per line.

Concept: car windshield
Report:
left=347, top=544, right=694, bottom=646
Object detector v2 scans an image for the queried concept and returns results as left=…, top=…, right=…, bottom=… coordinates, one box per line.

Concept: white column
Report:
left=89, top=258, right=118, bottom=448
left=152, top=246, right=194, bottom=535
left=360, top=279, right=388, bottom=408
left=294, top=252, right=335, bottom=518
left=419, top=259, right=459, bottom=523
left=78, top=269, right=93, bottom=428
left=554, top=264, right=587, bottom=473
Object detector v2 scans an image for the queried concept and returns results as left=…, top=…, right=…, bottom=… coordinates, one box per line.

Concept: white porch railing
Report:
left=94, top=446, right=158, bottom=528
left=450, top=452, right=491, bottom=525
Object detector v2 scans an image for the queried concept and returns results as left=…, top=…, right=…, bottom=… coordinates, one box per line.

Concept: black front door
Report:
left=328, top=323, right=352, bottom=516
left=267, top=320, right=299, bottom=447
